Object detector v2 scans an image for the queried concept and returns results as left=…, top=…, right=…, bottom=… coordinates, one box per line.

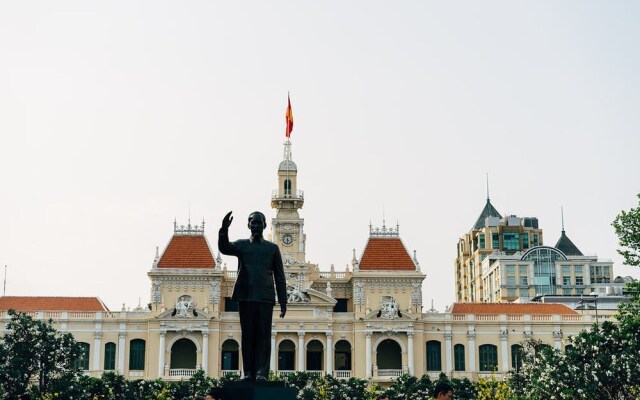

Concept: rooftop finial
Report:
left=561, top=206, right=565, bottom=233
left=486, top=173, right=490, bottom=201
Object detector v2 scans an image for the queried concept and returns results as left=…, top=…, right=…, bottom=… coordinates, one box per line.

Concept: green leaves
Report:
left=612, top=193, right=640, bottom=267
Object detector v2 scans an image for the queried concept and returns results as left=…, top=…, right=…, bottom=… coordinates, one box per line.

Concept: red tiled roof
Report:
left=0, top=296, right=109, bottom=312
left=157, top=235, right=216, bottom=269
left=359, top=237, right=416, bottom=271
left=450, top=303, right=577, bottom=315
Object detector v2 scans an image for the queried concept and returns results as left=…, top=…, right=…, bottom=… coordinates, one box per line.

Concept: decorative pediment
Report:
left=156, top=307, right=211, bottom=322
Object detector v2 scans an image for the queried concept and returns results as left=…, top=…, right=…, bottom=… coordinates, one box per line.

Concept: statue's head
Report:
left=248, top=211, right=267, bottom=236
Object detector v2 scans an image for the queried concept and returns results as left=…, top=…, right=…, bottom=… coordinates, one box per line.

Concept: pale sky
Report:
left=1, top=1, right=639, bottom=312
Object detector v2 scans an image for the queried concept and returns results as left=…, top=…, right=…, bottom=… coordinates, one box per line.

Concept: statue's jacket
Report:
left=218, top=230, right=288, bottom=306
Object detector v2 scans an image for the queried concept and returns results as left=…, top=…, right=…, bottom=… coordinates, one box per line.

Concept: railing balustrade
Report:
left=168, top=368, right=197, bottom=377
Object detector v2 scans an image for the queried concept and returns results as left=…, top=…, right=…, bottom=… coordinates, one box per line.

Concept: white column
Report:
left=117, top=332, right=126, bottom=374
left=297, top=332, right=305, bottom=371
left=407, top=332, right=414, bottom=376
left=158, top=332, right=166, bottom=377
left=365, top=332, right=372, bottom=378
left=270, top=333, right=277, bottom=372
left=553, top=331, right=563, bottom=350
left=444, top=332, right=453, bottom=373
left=467, top=331, right=476, bottom=373
left=202, top=331, right=209, bottom=374
left=92, top=332, right=102, bottom=371
left=326, top=333, right=333, bottom=375
left=500, top=331, right=509, bottom=373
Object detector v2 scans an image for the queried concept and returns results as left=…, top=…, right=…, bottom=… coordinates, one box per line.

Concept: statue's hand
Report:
left=279, top=304, right=287, bottom=319
left=221, top=211, right=233, bottom=230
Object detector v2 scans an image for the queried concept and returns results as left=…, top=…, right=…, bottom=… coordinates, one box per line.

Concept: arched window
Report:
left=221, top=339, right=240, bottom=371
left=284, top=179, right=292, bottom=197
left=74, top=342, right=90, bottom=370
left=334, top=340, right=352, bottom=371
left=454, top=344, right=465, bottom=371
left=306, top=340, right=324, bottom=371
left=104, top=342, right=116, bottom=370
left=426, top=340, right=442, bottom=371
left=479, top=344, right=498, bottom=371
left=376, top=339, right=402, bottom=370
left=170, top=338, right=197, bottom=369
left=511, top=344, right=523, bottom=372
left=129, top=339, right=146, bottom=371
left=278, top=339, right=296, bottom=371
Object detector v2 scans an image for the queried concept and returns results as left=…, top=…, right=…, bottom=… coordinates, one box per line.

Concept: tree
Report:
left=0, top=310, right=82, bottom=398
left=612, top=193, right=640, bottom=267
left=511, top=296, right=640, bottom=399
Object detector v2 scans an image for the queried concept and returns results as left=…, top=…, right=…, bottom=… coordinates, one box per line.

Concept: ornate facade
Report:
left=0, top=138, right=613, bottom=382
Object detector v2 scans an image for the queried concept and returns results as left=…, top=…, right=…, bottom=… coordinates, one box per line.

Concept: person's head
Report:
left=376, top=395, right=389, bottom=400
left=433, top=382, right=453, bottom=399
left=205, top=387, right=223, bottom=400
left=248, top=211, right=267, bottom=237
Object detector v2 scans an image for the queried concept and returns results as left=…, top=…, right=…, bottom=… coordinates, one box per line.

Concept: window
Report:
left=479, top=344, right=498, bottom=371
left=522, top=233, right=529, bottom=249
left=507, top=265, right=515, bottom=275
left=563, top=276, right=571, bottom=285
left=563, top=288, right=572, bottom=295
left=603, top=266, right=610, bottom=276
left=284, top=179, right=292, bottom=197
left=492, top=233, right=500, bottom=249
left=104, top=342, right=116, bottom=370
left=74, top=342, right=90, bottom=370
left=520, top=276, right=528, bottom=285
left=511, top=344, right=523, bottom=371
left=333, top=298, right=348, bottom=312
left=454, top=344, right=465, bottom=371
left=479, top=234, right=485, bottom=249
left=508, top=288, right=517, bottom=297
left=507, top=276, right=516, bottom=285
left=533, top=233, right=539, bottom=247
left=503, top=232, right=520, bottom=251
left=519, top=265, right=527, bottom=275
left=129, top=339, right=146, bottom=371
left=575, top=265, right=583, bottom=274
left=575, top=276, right=583, bottom=285
left=426, top=341, right=442, bottom=371
left=562, top=265, right=570, bottom=275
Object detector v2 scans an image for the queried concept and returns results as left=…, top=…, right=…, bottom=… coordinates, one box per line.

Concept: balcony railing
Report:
left=222, top=370, right=240, bottom=377
left=377, top=369, right=403, bottom=378
left=334, top=370, right=352, bottom=379
left=277, top=370, right=296, bottom=378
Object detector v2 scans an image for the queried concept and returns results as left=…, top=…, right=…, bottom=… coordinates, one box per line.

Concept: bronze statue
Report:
left=218, top=211, right=287, bottom=381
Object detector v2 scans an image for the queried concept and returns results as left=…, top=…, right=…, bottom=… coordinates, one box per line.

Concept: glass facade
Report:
left=503, top=232, right=520, bottom=251
left=522, top=247, right=566, bottom=296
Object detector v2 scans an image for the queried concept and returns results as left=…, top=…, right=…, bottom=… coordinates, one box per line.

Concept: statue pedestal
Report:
left=223, top=381, right=296, bottom=400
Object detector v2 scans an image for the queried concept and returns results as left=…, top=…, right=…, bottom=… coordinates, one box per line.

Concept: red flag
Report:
left=285, top=94, right=294, bottom=138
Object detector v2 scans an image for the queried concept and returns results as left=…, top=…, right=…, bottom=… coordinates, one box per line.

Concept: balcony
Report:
left=168, top=368, right=197, bottom=378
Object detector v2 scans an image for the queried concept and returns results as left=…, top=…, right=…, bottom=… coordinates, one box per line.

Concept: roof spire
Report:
left=486, top=173, right=490, bottom=201
left=561, top=206, right=565, bottom=233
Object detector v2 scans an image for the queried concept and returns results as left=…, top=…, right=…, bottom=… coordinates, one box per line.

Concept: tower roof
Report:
left=0, top=296, right=109, bottom=312
left=157, top=223, right=216, bottom=269
left=359, top=237, right=416, bottom=271
left=554, top=231, right=583, bottom=256
left=472, top=198, right=502, bottom=230
left=278, top=159, right=297, bottom=172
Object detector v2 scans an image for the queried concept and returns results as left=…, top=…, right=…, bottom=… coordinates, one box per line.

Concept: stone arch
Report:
left=166, top=332, right=202, bottom=353
left=170, top=338, right=197, bottom=369
left=375, top=338, right=403, bottom=370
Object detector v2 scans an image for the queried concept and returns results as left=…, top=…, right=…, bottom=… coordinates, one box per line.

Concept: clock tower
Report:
left=271, top=138, right=306, bottom=267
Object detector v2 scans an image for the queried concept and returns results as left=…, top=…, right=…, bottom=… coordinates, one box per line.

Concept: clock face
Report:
left=282, top=234, right=294, bottom=245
